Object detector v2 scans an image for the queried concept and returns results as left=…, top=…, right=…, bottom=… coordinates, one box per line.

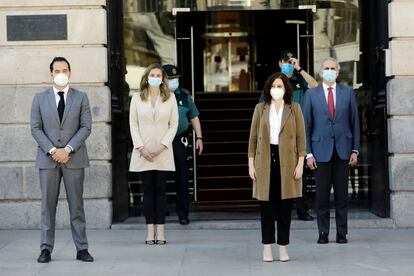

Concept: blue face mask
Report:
left=281, top=63, right=294, bottom=75
left=148, top=77, right=162, bottom=87
left=322, top=70, right=337, bottom=83
left=168, top=78, right=179, bottom=91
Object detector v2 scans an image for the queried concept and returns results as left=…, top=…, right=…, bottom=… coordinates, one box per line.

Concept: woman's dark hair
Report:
left=49, top=57, right=71, bottom=72
left=262, top=72, right=293, bottom=104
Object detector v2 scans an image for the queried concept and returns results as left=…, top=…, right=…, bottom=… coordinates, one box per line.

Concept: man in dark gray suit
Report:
left=303, top=57, right=360, bottom=244
left=31, top=57, right=94, bottom=263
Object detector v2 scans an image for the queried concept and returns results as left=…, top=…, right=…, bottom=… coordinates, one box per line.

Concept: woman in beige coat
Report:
left=248, top=72, right=306, bottom=262
left=129, top=64, right=178, bottom=245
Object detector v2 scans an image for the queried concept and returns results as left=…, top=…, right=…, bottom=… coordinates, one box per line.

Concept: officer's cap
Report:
left=162, top=64, right=181, bottom=78
left=280, top=50, right=295, bottom=61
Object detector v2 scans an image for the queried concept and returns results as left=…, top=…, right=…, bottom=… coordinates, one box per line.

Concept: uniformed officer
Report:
left=260, top=50, right=318, bottom=221
left=162, top=64, right=203, bottom=225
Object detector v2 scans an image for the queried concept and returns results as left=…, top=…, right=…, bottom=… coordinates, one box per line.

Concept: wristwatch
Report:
left=64, top=146, right=72, bottom=154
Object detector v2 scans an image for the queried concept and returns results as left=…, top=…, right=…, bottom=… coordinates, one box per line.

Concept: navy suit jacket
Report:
left=302, top=83, right=360, bottom=162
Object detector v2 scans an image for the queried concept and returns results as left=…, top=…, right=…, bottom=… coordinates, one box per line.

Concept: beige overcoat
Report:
left=129, top=92, right=178, bottom=172
left=248, top=102, right=307, bottom=200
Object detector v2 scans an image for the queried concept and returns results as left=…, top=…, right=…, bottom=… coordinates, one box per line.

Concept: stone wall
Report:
left=0, top=0, right=112, bottom=229
left=388, top=0, right=414, bottom=227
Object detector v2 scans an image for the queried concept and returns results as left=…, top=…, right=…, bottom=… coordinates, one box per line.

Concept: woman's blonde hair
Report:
left=139, top=63, right=171, bottom=102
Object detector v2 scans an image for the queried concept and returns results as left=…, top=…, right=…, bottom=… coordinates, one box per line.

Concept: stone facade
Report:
left=1, top=0, right=413, bottom=229
left=387, top=0, right=414, bottom=227
left=0, top=0, right=112, bottom=229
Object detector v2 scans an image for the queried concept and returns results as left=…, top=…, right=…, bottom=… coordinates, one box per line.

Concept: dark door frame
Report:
left=360, top=0, right=390, bottom=217
left=106, top=0, right=129, bottom=222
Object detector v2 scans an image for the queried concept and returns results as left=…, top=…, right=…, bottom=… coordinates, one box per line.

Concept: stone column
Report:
left=388, top=0, right=414, bottom=227
left=0, top=0, right=112, bottom=229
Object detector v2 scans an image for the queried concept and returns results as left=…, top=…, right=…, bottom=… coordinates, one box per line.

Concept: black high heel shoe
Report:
left=145, top=240, right=156, bottom=245
left=155, top=240, right=167, bottom=245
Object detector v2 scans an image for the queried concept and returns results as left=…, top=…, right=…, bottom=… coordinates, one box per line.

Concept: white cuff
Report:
left=48, top=147, right=57, bottom=155
left=66, top=145, right=74, bottom=152
left=306, top=153, right=314, bottom=159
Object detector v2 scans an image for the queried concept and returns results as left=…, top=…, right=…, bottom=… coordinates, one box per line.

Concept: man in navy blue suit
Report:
left=302, top=57, right=360, bottom=244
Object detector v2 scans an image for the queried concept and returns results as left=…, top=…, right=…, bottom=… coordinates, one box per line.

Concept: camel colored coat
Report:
left=129, top=92, right=178, bottom=172
left=248, top=102, right=307, bottom=201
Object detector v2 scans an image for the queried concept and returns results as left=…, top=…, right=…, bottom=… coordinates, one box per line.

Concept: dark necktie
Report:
left=327, top=87, right=335, bottom=120
left=57, top=91, right=65, bottom=122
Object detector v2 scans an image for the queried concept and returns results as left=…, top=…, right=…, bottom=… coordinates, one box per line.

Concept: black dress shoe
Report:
left=37, top=249, right=51, bottom=263
left=297, top=212, right=314, bottom=221
left=76, top=249, right=94, bottom=262
left=336, top=233, right=348, bottom=244
left=317, top=233, right=329, bottom=244
left=179, top=217, right=190, bottom=225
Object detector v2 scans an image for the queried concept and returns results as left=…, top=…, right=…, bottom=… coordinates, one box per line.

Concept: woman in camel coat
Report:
left=248, top=72, right=306, bottom=262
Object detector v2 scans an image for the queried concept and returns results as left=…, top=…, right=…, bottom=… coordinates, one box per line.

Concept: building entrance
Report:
left=175, top=9, right=313, bottom=208
left=111, top=1, right=389, bottom=221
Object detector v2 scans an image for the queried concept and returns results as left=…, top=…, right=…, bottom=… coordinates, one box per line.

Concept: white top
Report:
left=322, top=82, right=336, bottom=108
left=269, top=102, right=284, bottom=145
left=53, top=86, right=69, bottom=106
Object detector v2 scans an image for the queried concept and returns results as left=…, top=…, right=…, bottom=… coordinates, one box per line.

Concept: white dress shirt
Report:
left=269, top=102, right=284, bottom=145
left=53, top=85, right=69, bottom=106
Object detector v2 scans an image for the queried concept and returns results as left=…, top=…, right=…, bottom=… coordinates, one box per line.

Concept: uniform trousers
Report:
left=172, top=136, right=190, bottom=218
left=260, top=144, right=292, bottom=245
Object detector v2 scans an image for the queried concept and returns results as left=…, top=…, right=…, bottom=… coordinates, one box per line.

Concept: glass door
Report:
left=203, top=36, right=250, bottom=92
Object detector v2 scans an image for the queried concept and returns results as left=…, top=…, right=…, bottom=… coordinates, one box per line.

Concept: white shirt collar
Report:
left=53, top=85, right=70, bottom=95
left=322, top=82, right=336, bottom=91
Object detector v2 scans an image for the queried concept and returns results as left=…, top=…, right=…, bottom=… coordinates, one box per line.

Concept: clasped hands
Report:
left=51, top=148, right=70, bottom=164
left=137, top=145, right=167, bottom=162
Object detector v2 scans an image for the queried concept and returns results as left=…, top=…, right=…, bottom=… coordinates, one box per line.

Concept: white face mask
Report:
left=270, top=87, right=285, bottom=100
left=54, top=73, right=69, bottom=87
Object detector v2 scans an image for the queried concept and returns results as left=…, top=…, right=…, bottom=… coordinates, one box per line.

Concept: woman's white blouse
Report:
left=269, top=102, right=284, bottom=145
